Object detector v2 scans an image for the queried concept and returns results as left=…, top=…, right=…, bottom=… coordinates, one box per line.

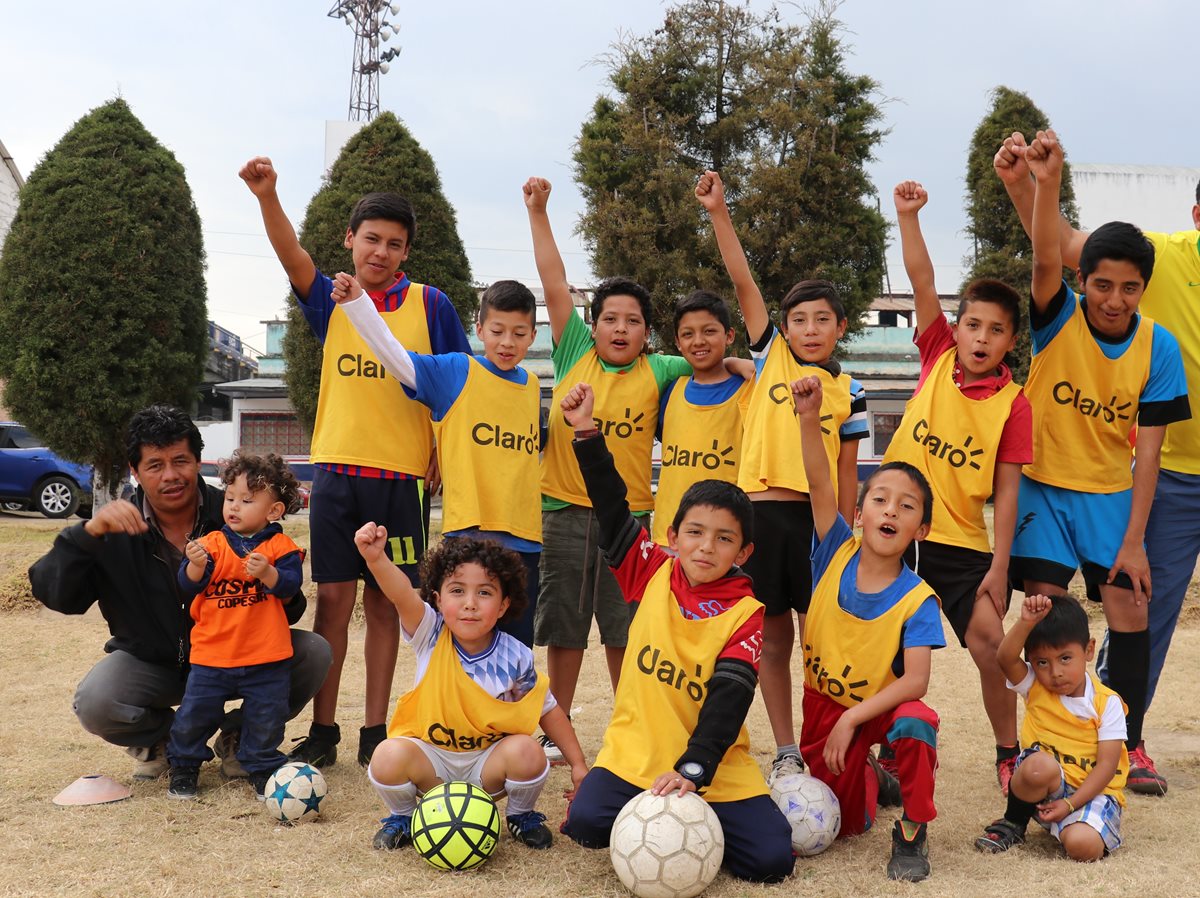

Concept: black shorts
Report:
left=741, top=500, right=814, bottom=616
left=308, top=467, right=426, bottom=587
left=904, top=540, right=1005, bottom=647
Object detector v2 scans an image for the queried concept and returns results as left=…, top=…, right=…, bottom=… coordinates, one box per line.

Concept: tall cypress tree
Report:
left=962, top=86, right=1078, bottom=381
left=0, top=98, right=207, bottom=496
left=282, top=113, right=474, bottom=433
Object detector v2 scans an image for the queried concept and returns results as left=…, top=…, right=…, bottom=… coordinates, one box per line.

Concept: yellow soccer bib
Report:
left=653, top=376, right=753, bottom=546
left=542, top=350, right=658, bottom=511
left=311, top=286, right=434, bottom=475
left=738, top=338, right=851, bottom=495
left=435, top=358, right=542, bottom=543
left=1021, top=674, right=1129, bottom=806
left=1023, top=300, right=1152, bottom=493
left=804, top=539, right=933, bottom=708
left=387, top=624, right=549, bottom=752
left=595, top=562, right=767, bottom=802
left=883, top=348, right=1020, bottom=552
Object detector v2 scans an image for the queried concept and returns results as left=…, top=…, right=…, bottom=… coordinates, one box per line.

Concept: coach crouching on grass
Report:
left=29, top=406, right=332, bottom=781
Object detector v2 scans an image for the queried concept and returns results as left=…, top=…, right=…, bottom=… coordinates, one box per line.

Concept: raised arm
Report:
left=1026, top=130, right=1067, bottom=310
left=523, top=178, right=574, bottom=343
left=791, top=377, right=838, bottom=542
left=893, top=181, right=941, bottom=335
left=354, top=522, right=425, bottom=636
left=995, top=132, right=1088, bottom=269
left=239, top=156, right=317, bottom=298
left=333, top=272, right=417, bottom=389
left=696, top=171, right=770, bottom=344
left=996, top=593, right=1050, bottom=686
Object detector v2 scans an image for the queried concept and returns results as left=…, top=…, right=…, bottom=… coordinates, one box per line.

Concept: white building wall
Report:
left=0, top=139, right=23, bottom=250
left=1072, top=164, right=1200, bottom=233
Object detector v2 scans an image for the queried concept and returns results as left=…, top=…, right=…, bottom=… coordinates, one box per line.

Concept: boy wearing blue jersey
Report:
left=1010, top=130, right=1190, bottom=780
left=241, top=156, right=472, bottom=769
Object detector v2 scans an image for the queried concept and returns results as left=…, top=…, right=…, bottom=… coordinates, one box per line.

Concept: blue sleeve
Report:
left=811, top=514, right=853, bottom=585
left=1143, top=324, right=1190, bottom=405
left=294, top=269, right=337, bottom=344
left=177, top=554, right=212, bottom=597
left=424, top=286, right=473, bottom=355
left=1030, top=281, right=1076, bottom=354
left=840, top=377, right=869, bottom=440
left=657, top=378, right=680, bottom=440
left=268, top=551, right=304, bottom=598
left=900, top=596, right=946, bottom=649
left=410, top=353, right=471, bottom=421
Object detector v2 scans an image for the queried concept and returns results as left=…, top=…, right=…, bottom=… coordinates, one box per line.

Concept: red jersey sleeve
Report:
left=996, top=391, right=1034, bottom=465
left=716, top=606, right=764, bottom=670
left=611, top=526, right=672, bottom=604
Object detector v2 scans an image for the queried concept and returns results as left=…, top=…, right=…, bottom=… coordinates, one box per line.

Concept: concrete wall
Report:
left=1072, top=164, right=1200, bottom=233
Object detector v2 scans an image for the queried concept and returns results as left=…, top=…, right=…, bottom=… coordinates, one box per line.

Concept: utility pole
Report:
left=327, top=1, right=401, bottom=122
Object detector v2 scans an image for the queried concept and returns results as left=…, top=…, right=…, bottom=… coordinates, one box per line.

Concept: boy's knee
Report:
left=729, top=824, right=796, bottom=883
left=368, top=738, right=419, bottom=784
left=1060, top=824, right=1104, bottom=862
left=561, top=796, right=614, bottom=849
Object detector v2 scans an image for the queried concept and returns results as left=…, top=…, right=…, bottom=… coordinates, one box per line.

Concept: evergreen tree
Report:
left=0, top=98, right=207, bottom=497
left=283, top=113, right=474, bottom=432
left=574, top=0, right=886, bottom=346
left=962, top=86, right=1078, bottom=381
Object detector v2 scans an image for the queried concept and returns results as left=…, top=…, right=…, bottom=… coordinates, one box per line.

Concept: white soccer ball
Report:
left=610, top=790, right=724, bottom=898
left=263, top=762, right=327, bottom=824
left=769, top=772, right=840, bottom=856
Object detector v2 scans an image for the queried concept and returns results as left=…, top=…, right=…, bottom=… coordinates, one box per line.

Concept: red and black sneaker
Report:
left=1127, top=741, right=1167, bottom=796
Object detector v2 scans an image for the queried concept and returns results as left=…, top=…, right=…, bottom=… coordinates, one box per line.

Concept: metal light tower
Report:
left=328, top=1, right=402, bottom=122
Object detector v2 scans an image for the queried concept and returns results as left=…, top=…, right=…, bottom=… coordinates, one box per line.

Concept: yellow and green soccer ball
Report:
left=412, top=781, right=500, bottom=871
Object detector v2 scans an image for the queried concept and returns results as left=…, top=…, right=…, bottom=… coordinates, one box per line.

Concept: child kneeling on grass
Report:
left=357, top=529, right=586, bottom=852
left=975, top=594, right=1127, bottom=861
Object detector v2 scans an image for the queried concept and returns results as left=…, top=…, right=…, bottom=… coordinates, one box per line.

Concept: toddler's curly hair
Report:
left=219, top=450, right=302, bottom=516
left=418, top=538, right=528, bottom=624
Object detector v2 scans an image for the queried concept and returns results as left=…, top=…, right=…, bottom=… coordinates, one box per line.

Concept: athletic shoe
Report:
left=887, top=820, right=931, bottom=882
left=249, top=774, right=270, bottom=801
left=507, top=811, right=553, bottom=849
left=877, top=744, right=899, bottom=779
left=167, top=767, right=199, bottom=800
left=868, top=752, right=902, bottom=807
left=538, top=734, right=564, bottom=763
left=996, top=755, right=1017, bottom=796
left=128, top=740, right=169, bottom=780
left=358, top=724, right=387, bottom=768
left=766, top=751, right=805, bottom=788
left=288, top=722, right=340, bottom=768
left=974, top=818, right=1026, bottom=853
left=1127, top=742, right=1168, bottom=796
left=373, top=814, right=413, bottom=850
left=213, top=727, right=248, bottom=779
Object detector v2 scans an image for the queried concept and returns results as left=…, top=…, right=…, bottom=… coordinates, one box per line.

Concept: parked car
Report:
left=0, top=422, right=94, bottom=518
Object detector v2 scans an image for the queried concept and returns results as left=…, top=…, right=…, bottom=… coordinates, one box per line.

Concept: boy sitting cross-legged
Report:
left=975, top=594, right=1127, bottom=861
left=792, top=376, right=945, bottom=883
left=559, top=383, right=794, bottom=884
left=358, top=530, right=587, bottom=852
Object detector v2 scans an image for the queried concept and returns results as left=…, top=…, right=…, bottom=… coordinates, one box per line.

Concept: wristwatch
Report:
left=678, top=761, right=705, bottom=787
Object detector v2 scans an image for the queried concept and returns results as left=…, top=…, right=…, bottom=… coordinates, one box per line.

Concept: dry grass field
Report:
left=1, top=513, right=1198, bottom=898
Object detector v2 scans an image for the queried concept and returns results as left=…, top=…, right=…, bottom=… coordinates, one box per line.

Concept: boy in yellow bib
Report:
left=558, top=383, right=794, bottom=884
left=356, top=531, right=586, bottom=853
left=1011, top=131, right=1189, bottom=789
left=884, top=180, right=1032, bottom=793
left=975, top=594, right=1128, bottom=861
left=792, top=376, right=944, bottom=883
left=697, top=171, right=868, bottom=784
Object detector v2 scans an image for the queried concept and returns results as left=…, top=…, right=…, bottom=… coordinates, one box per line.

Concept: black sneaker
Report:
left=887, top=820, right=931, bottom=882
left=507, top=811, right=553, bottom=849
left=249, top=774, right=270, bottom=801
left=868, top=752, right=902, bottom=808
left=373, top=814, right=413, bottom=850
left=168, top=767, right=199, bottom=800
left=359, top=724, right=387, bottom=768
left=288, top=722, right=340, bottom=768
left=974, top=818, right=1026, bottom=854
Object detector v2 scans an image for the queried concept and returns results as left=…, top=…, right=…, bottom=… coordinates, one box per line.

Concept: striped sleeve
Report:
left=840, top=376, right=868, bottom=441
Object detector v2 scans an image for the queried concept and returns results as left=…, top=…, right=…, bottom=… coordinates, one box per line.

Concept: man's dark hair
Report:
left=858, top=461, right=934, bottom=525
left=220, top=450, right=302, bottom=516
left=1079, top=221, right=1155, bottom=286
left=1195, top=178, right=1199, bottom=205
left=780, top=279, right=846, bottom=323
left=419, top=538, right=528, bottom=624
left=479, top=280, right=536, bottom=324
left=673, top=289, right=733, bottom=334
left=958, top=278, right=1023, bottom=335
left=348, top=192, right=417, bottom=243
left=591, top=276, right=653, bottom=328
left=1024, top=595, right=1091, bottom=654
left=670, top=479, right=754, bottom=548
left=126, top=406, right=203, bottom=469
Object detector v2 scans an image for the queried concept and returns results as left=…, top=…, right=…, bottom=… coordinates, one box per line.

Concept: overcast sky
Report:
left=1, top=1, right=1194, bottom=354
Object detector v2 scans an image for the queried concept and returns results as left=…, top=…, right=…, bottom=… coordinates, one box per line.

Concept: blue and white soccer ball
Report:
left=769, top=772, right=841, bottom=857
left=263, top=762, right=327, bottom=824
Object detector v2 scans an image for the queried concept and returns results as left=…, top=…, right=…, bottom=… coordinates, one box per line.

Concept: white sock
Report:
left=504, top=762, right=549, bottom=817
left=368, top=767, right=419, bottom=816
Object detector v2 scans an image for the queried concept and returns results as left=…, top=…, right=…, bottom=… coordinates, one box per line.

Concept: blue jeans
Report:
left=167, top=660, right=290, bottom=776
